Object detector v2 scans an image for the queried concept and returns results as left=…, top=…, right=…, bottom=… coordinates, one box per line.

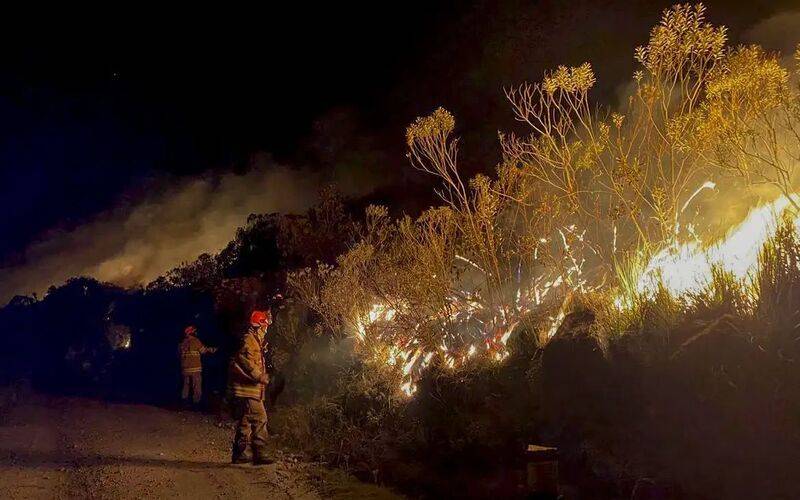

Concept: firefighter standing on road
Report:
left=228, top=310, right=273, bottom=464
left=178, top=325, right=217, bottom=405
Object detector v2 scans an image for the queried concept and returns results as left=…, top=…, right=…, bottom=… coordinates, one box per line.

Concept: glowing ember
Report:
left=351, top=186, right=800, bottom=397
left=351, top=214, right=590, bottom=396
left=352, top=244, right=581, bottom=397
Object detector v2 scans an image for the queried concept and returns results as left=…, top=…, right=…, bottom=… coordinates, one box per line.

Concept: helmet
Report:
left=250, top=310, right=271, bottom=326
left=184, top=325, right=197, bottom=335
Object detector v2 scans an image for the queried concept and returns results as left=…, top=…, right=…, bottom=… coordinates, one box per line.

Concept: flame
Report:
left=348, top=220, right=596, bottom=397
left=400, top=381, right=417, bottom=396
left=352, top=259, right=582, bottom=396
left=349, top=181, right=800, bottom=397
left=354, top=286, right=575, bottom=397
left=352, top=186, right=800, bottom=397
left=356, top=303, right=397, bottom=340
left=631, top=192, right=799, bottom=300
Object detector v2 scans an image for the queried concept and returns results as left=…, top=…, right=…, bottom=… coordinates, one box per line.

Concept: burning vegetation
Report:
left=4, top=3, right=800, bottom=498
left=290, top=2, right=800, bottom=395
left=273, top=4, right=800, bottom=497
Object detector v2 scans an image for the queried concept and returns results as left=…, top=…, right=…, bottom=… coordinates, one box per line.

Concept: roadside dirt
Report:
left=0, top=395, right=401, bottom=499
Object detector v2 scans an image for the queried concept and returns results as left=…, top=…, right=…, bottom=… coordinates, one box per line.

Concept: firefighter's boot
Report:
left=231, top=440, right=252, bottom=464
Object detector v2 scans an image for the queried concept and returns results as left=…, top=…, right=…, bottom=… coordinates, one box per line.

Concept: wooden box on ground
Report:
left=525, top=444, right=558, bottom=498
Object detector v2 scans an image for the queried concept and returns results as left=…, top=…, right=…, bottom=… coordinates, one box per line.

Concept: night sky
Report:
left=0, top=3, right=458, bottom=266
left=1, top=0, right=798, bottom=299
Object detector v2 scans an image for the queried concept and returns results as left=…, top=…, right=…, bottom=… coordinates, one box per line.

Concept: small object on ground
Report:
left=525, top=444, right=559, bottom=499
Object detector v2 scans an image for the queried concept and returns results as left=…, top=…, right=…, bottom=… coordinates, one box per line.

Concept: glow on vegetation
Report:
left=631, top=192, right=799, bottom=300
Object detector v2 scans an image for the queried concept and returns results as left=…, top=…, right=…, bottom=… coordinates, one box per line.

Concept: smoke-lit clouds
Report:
left=0, top=158, right=385, bottom=304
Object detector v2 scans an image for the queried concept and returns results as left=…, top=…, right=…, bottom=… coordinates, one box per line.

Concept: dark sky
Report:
left=1, top=0, right=798, bottom=283
left=0, top=2, right=462, bottom=266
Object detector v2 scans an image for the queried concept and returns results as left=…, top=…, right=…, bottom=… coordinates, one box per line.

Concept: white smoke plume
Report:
left=743, top=9, right=800, bottom=59
left=0, top=158, right=384, bottom=304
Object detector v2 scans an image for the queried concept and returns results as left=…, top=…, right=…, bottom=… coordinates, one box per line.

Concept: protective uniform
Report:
left=179, top=326, right=215, bottom=404
left=228, top=311, right=272, bottom=464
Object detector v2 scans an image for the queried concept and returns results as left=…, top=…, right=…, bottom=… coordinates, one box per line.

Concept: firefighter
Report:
left=228, top=310, right=273, bottom=464
left=178, top=325, right=217, bottom=405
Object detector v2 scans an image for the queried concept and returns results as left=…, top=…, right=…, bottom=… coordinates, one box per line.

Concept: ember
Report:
left=290, top=3, right=800, bottom=402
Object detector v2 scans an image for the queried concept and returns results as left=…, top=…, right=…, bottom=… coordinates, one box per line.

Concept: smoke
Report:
left=0, top=157, right=385, bottom=304
left=743, top=9, right=800, bottom=59
left=689, top=9, right=800, bottom=236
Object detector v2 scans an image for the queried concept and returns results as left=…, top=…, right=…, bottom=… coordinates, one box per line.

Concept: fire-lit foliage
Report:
left=290, top=3, right=800, bottom=398
left=5, top=3, right=800, bottom=498
left=291, top=110, right=588, bottom=394
left=281, top=6, right=800, bottom=495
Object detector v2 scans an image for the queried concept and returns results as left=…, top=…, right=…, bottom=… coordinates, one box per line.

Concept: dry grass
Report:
left=280, top=4, right=800, bottom=497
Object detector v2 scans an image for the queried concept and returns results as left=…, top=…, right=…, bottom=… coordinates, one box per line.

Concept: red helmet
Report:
left=250, top=310, right=271, bottom=326
left=184, top=325, right=197, bottom=335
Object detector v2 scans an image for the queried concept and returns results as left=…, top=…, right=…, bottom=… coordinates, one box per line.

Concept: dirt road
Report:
left=0, top=395, right=400, bottom=499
